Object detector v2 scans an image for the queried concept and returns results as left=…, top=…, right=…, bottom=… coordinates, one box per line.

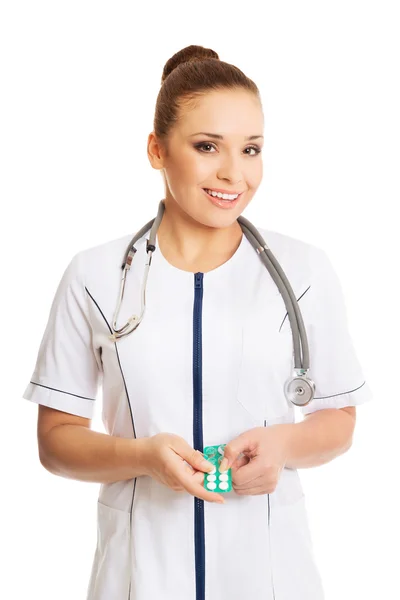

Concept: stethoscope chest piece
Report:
left=284, top=372, right=316, bottom=407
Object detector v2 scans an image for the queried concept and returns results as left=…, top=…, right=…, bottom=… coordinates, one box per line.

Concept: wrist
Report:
left=134, top=437, right=151, bottom=477
left=279, top=423, right=297, bottom=466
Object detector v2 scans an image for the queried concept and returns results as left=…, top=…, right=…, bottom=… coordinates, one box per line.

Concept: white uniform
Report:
left=23, top=225, right=372, bottom=600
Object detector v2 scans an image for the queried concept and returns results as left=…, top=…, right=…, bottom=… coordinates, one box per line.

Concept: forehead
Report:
left=177, top=89, right=264, bottom=138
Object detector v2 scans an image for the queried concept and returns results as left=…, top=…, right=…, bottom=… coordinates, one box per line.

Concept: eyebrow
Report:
left=189, top=132, right=263, bottom=141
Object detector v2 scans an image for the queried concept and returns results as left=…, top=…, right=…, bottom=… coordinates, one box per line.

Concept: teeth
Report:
left=205, top=189, right=239, bottom=200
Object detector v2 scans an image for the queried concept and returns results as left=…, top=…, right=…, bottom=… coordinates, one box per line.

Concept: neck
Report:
left=156, top=197, right=243, bottom=267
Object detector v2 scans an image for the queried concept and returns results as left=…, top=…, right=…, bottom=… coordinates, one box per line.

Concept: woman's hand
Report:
left=141, top=433, right=225, bottom=504
left=219, top=425, right=292, bottom=496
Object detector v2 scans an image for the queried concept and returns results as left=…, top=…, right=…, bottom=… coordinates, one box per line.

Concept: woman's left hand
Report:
left=219, top=425, right=292, bottom=496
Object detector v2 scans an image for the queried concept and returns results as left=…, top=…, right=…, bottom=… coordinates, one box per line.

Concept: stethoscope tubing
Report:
left=111, top=200, right=315, bottom=406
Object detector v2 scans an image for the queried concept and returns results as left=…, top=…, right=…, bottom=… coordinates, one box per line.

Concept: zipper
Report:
left=193, top=272, right=205, bottom=600
left=265, top=419, right=276, bottom=600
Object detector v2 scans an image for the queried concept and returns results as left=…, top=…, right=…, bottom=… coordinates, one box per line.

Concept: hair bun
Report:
left=161, top=45, right=219, bottom=83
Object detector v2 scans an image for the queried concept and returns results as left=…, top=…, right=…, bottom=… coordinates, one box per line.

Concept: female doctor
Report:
left=23, top=45, right=372, bottom=600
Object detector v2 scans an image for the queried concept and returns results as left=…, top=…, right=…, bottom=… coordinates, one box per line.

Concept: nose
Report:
left=217, top=153, right=243, bottom=185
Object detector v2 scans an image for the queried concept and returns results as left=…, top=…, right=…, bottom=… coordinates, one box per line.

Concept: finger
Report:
left=232, top=457, right=264, bottom=486
left=178, top=470, right=225, bottom=504
left=173, top=441, right=214, bottom=474
left=170, top=464, right=197, bottom=492
left=169, top=448, right=210, bottom=475
left=184, top=463, right=195, bottom=475
left=220, top=432, right=255, bottom=472
left=185, top=458, right=215, bottom=483
left=233, top=473, right=264, bottom=490
left=231, top=455, right=249, bottom=471
left=169, top=454, right=223, bottom=502
left=192, top=470, right=206, bottom=485
left=235, top=484, right=268, bottom=496
left=165, top=455, right=205, bottom=493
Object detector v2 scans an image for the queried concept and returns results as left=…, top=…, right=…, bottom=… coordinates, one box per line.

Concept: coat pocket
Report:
left=269, top=494, right=325, bottom=599
left=86, top=501, right=131, bottom=600
left=236, top=297, right=295, bottom=423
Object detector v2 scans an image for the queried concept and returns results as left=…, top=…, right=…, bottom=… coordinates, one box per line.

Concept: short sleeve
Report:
left=301, top=246, right=373, bottom=415
left=22, top=251, right=102, bottom=419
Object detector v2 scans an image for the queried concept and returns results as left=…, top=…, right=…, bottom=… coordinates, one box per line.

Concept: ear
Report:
left=147, top=131, right=167, bottom=170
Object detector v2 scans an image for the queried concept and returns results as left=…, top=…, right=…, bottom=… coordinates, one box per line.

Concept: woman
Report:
left=23, top=45, right=372, bottom=599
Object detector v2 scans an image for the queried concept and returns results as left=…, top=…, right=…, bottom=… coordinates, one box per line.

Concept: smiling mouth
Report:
left=202, top=189, right=244, bottom=208
left=202, top=189, right=244, bottom=200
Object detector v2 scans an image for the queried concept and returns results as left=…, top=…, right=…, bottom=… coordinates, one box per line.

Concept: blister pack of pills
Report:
left=203, top=444, right=232, bottom=493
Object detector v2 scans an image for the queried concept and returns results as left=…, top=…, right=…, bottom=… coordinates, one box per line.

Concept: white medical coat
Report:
left=23, top=225, right=372, bottom=600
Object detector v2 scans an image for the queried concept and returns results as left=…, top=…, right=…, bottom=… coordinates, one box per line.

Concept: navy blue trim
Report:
left=85, top=287, right=136, bottom=439
left=278, top=285, right=311, bottom=332
left=84, top=285, right=137, bottom=600
left=314, top=381, right=366, bottom=400
left=30, top=381, right=95, bottom=402
left=193, top=272, right=205, bottom=600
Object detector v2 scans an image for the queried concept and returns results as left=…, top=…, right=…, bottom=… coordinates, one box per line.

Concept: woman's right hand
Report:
left=140, top=433, right=225, bottom=504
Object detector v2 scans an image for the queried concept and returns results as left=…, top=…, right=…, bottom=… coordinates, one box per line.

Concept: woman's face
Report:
left=148, top=89, right=264, bottom=229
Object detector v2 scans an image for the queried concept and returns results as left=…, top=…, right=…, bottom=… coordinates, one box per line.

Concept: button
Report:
left=206, top=482, right=217, bottom=490
left=218, top=482, right=229, bottom=490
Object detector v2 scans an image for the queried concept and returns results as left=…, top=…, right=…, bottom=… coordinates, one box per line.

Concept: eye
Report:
left=245, top=145, right=262, bottom=156
left=194, top=142, right=262, bottom=156
left=194, top=142, right=217, bottom=153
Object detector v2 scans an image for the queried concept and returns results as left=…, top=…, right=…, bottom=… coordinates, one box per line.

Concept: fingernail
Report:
left=219, top=458, right=228, bottom=472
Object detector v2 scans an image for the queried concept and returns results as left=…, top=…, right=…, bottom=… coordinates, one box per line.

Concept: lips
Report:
left=202, top=188, right=243, bottom=209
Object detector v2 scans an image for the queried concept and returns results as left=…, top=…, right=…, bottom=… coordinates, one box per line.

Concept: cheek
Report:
left=164, top=164, right=200, bottom=202
left=165, top=150, right=200, bottom=183
left=249, top=160, right=263, bottom=188
left=184, top=162, right=219, bottom=193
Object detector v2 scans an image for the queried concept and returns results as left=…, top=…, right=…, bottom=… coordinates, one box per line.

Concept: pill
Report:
left=218, top=445, right=225, bottom=455
left=219, top=482, right=229, bottom=490
left=206, top=475, right=216, bottom=482
left=206, top=482, right=217, bottom=490
left=208, top=467, right=216, bottom=475
left=219, top=473, right=228, bottom=482
left=205, top=448, right=216, bottom=458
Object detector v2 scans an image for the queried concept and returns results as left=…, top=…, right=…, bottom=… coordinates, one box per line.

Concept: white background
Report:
left=1, top=1, right=399, bottom=598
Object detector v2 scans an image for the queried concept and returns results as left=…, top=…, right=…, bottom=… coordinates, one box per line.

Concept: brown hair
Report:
left=153, top=44, right=261, bottom=152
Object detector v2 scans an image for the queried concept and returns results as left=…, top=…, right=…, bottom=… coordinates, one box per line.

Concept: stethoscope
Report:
left=109, top=200, right=315, bottom=407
